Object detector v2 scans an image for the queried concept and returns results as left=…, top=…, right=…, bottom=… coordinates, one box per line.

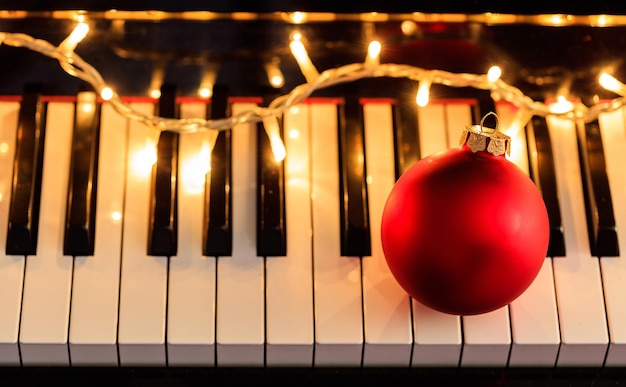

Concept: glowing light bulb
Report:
left=111, top=211, right=122, bottom=222
left=289, top=37, right=319, bottom=83
left=263, top=116, right=286, bottom=162
left=366, top=40, right=381, bottom=65
left=150, top=88, right=161, bottom=99
left=265, top=60, right=285, bottom=88
left=487, top=66, right=502, bottom=82
left=599, top=72, right=626, bottom=95
left=60, top=21, right=89, bottom=51
left=290, top=12, right=306, bottom=24
left=549, top=96, right=574, bottom=114
left=100, top=86, right=114, bottom=101
left=0, top=142, right=8, bottom=154
left=416, top=78, right=431, bottom=107
left=198, top=87, right=212, bottom=98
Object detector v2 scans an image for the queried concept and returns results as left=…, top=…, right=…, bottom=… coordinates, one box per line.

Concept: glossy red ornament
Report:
left=381, top=116, right=550, bottom=315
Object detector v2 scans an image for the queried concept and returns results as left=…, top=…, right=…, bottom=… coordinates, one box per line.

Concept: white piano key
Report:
left=411, top=102, right=462, bottom=367
left=547, top=115, right=608, bottom=367
left=19, top=102, right=74, bottom=365
left=597, top=107, right=626, bottom=366
left=311, top=101, right=363, bottom=366
left=117, top=102, right=168, bottom=366
left=215, top=102, right=264, bottom=366
left=166, top=102, right=217, bottom=366
left=69, top=103, right=126, bottom=366
left=0, top=101, right=23, bottom=365
left=417, top=103, right=447, bottom=158
left=361, top=101, right=412, bottom=366
left=265, top=104, right=314, bottom=366
left=497, top=102, right=560, bottom=367
left=444, top=102, right=512, bottom=367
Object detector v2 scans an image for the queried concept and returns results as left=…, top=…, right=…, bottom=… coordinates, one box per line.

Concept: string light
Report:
left=416, top=77, right=432, bottom=107
left=365, top=40, right=381, bottom=66
left=3, top=23, right=626, bottom=163
left=265, top=58, right=286, bottom=89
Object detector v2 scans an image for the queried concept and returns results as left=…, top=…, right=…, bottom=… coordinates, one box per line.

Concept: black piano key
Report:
left=525, top=116, right=566, bottom=257
left=63, top=91, right=100, bottom=256
left=577, top=119, right=619, bottom=257
left=472, top=90, right=497, bottom=127
left=203, top=85, right=232, bottom=256
left=6, top=86, right=47, bottom=255
left=256, top=94, right=286, bottom=257
left=338, top=96, right=371, bottom=257
left=392, top=99, right=421, bottom=179
left=147, top=84, right=179, bottom=257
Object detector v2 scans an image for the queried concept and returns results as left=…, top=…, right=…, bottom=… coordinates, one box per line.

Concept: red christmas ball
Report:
left=381, top=120, right=549, bottom=315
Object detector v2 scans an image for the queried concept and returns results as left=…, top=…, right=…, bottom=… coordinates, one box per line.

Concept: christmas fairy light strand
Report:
left=2, top=25, right=626, bottom=148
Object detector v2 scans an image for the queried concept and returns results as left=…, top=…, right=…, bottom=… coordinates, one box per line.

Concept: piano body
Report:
left=2, top=1, right=626, bottom=381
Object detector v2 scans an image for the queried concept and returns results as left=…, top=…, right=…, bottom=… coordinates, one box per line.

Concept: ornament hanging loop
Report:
left=460, top=111, right=511, bottom=157
left=480, top=111, right=499, bottom=133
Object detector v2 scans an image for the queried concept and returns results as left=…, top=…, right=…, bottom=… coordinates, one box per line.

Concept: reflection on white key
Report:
left=69, top=103, right=127, bottom=365
left=311, top=102, right=363, bottom=366
left=19, top=102, right=74, bottom=365
left=265, top=104, right=314, bottom=366
left=411, top=102, right=461, bottom=367
left=167, top=103, right=217, bottom=366
left=216, top=102, right=264, bottom=366
left=547, top=115, right=608, bottom=366
left=0, top=101, right=22, bottom=365
left=118, top=102, right=168, bottom=366
left=497, top=102, right=560, bottom=367
left=361, top=101, right=412, bottom=366
left=445, top=102, right=511, bottom=367
left=598, top=107, right=626, bottom=366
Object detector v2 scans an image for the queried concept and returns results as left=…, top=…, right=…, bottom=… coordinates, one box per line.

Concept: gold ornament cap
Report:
left=459, top=112, right=510, bottom=157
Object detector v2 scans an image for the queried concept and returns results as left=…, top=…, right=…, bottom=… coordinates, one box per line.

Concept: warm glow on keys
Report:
left=111, top=211, right=122, bottom=222
left=0, top=142, right=8, bottom=154
left=131, top=139, right=157, bottom=177
left=181, top=140, right=212, bottom=195
left=288, top=129, right=299, bottom=139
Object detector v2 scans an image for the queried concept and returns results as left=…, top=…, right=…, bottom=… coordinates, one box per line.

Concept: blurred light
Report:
left=131, top=140, right=157, bottom=177
left=549, top=96, right=574, bottom=114
left=265, top=59, right=285, bottom=88
left=416, top=78, right=431, bottom=107
left=59, top=21, right=89, bottom=52
left=100, top=86, right=114, bottom=101
left=366, top=40, right=381, bottom=65
left=182, top=141, right=211, bottom=194
left=487, top=66, right=502, bottom=82
left=401, top=20, right=417, bottom=35
left=290, top=37, right=319, bottom=82
left=599, top=72, right=626, bottom=95
left=290, top=12, right=306, bottom=24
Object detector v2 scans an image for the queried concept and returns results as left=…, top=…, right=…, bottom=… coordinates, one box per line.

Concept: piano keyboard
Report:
left=1, top=92, right=625, bottom=368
